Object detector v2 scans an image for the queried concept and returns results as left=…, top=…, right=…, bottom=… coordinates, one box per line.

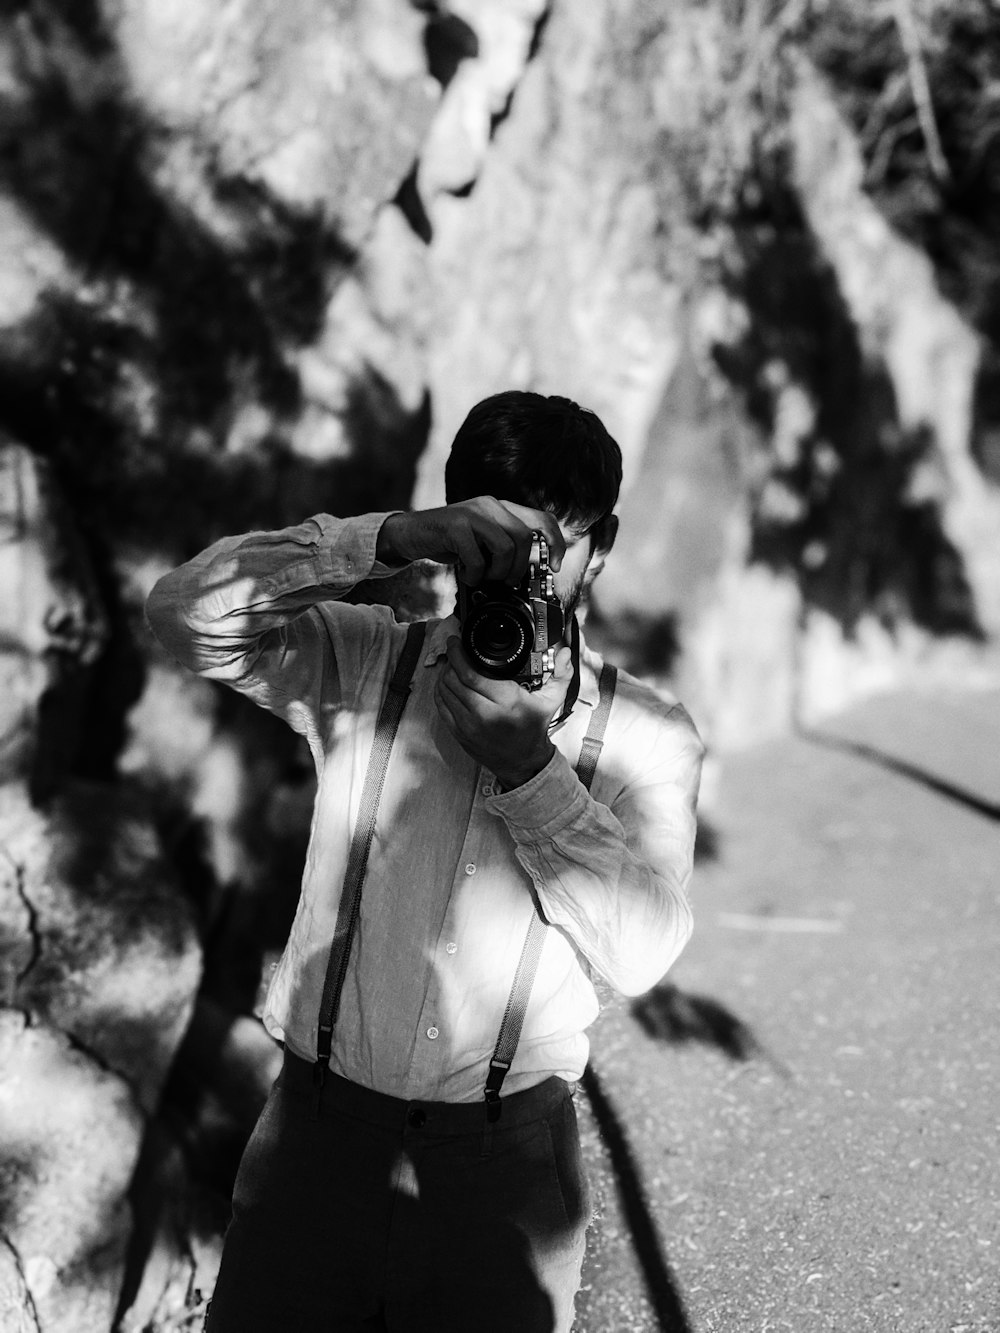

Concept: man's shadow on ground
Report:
left=582, top=940, right=768, bottom=1333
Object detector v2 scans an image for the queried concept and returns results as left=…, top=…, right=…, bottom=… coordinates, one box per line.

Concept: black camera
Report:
left=458, top=533, right=565, bottom=691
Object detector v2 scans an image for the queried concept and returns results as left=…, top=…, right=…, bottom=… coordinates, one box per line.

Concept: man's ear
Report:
left=582, top=514, right=619, bottom=593
left=593, top=513, right=619, bottom=558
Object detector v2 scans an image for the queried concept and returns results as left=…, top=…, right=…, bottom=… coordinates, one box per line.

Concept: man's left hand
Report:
left=434, top=636, right=573, bottom=789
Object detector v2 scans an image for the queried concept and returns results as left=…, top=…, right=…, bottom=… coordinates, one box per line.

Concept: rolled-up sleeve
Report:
left=486, top=702, right=704, bottom=997
left=145, top=512, right=402, bottom=735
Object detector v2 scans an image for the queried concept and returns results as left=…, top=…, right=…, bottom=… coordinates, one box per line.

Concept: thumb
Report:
left=552, top=645, right=573, bottom=681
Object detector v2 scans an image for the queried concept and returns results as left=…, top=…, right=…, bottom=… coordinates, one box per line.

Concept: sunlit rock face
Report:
left=105, top=0, right=436, bottom=245
left=3, top=0, right=994, bottom=753
left=0, top=439, right=200, bottom=1329
left=0, top=783, right=200, bottom=1114
left=0, top=445, right=108, bottom=793
left=417, top=0, right=547, bottom=200
left=0, top=198, right=71, bottom=328
left=292, top=202, right=433, bottom=462
left=413, top=1, right=691, bottom=512
left=407, top=0, right=1000, bottom=750
left=0, top=1012, right=142, bottom=1333
left=788, top=68, right=1000, bottom=639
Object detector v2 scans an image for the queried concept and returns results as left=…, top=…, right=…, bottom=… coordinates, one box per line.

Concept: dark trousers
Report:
left=205, top=1049, right=591, bottom=1332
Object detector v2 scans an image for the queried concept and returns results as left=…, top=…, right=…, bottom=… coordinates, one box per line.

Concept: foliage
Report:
left=680, top=0, right=1000, bottom=318
left=809, top=0, right=1000, bottom=328
left=808, top=0, right=1000, bottom=477
left=668, top=0, right=995, bottom=637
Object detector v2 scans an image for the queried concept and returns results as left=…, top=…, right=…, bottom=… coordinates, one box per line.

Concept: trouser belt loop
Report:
left=481, top=1099, right=496, bottom=1158
left=313, top=1032, right=330, bottom=1119
left=313, top=1059, right=326, bottom=1118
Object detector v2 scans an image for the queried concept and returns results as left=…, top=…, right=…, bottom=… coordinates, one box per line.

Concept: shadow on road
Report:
left=581, top=1063, right=694, bottom=1333
left=799, top=727, right=1000, bottom=823
left=631, top=982, right=762, bottom=1061
left=583, top=981, right=785, bottom=1327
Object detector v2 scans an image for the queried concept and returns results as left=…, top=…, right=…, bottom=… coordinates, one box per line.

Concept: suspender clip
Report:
left=484, top=1057, right=509, bottom=1123
left=317, top=1022, right=333, bottom=1063
left=486, top=1057, right=510, bottom=1089
left=312, top=1055, right=327, bottom=1118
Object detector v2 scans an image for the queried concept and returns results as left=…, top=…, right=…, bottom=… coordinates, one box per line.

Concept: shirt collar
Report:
left=422, top=614, right=599, bottom=710
left=423, top=614, right=459, bottom=667
left=576, top=633, right=601, bottom=709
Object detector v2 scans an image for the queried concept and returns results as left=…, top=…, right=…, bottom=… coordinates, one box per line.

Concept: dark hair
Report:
left=444, top=391, right=622, bottom=540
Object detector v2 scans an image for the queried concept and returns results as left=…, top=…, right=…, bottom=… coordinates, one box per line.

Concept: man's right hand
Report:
left=376, top=498, right=565, bottom=587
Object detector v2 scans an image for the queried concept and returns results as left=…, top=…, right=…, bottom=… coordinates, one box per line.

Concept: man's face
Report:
left=552, top=525, right=600, bottom=620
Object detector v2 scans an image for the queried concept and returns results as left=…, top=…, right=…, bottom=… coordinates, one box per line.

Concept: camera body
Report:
left=458, top=533, right=565, bottom=691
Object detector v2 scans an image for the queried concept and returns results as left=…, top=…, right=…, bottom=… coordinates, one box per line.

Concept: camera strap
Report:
left=484, top=658, right=618, bottom=1123
left=313, top=619, right=426, bottom=1088
left=547, top=615, right=582, bottom=734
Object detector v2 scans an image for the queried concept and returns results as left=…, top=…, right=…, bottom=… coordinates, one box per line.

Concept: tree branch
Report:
left=891, top=0, right=950, bottom=182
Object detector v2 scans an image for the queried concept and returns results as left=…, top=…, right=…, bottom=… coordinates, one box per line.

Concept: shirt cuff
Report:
left=485, top=748, right=589, bottom=839
left=310, top=512, right=406, bottom=585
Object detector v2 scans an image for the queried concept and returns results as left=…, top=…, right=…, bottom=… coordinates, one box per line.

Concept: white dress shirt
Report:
left=146, top=513, right=704, bottom=1102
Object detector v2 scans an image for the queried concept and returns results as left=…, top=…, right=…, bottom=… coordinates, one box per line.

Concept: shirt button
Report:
left=408, top=1108, right=426, bottom=1128
left=482, top=783, right=494, bottom=797
left=464, top=863, right=476, bottom=876
left=426, top=1026, right=439, bottom=1040
left=445, top=942, right=457, bottom=955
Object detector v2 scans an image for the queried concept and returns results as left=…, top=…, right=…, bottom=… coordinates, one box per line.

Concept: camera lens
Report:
left=463, top=596, right=534, bottom=678
left=472, top=611, right=526, bottom=665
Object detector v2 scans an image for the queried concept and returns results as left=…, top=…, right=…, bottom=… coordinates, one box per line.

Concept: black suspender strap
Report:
left=314, top=619, right=427, bottom=1085
left=483, top=912, right=548, bottom=1115
left=484, top=661, right=618, bottom=1121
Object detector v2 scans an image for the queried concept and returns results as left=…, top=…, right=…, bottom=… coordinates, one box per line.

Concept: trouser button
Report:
left=408, top=1107, right=426, bottom=1128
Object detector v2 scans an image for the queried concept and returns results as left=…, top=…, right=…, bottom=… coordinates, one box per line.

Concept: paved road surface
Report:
left=574, top=687, right=1000, bottom=1333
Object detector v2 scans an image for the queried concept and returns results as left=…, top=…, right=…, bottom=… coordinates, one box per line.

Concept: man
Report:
left=146, top=390, right=704, bottom=1333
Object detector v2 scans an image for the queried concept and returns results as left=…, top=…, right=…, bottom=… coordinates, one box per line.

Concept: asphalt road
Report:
left=573, top=686, right=1000, bottom=1333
